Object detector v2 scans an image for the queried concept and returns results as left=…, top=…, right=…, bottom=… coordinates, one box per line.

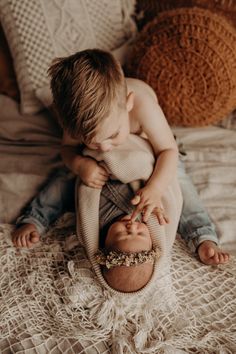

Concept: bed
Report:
left=0, top=1, right=236, bottom=353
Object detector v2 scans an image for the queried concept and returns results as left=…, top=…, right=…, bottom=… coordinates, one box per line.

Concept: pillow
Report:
left=36, top=37, right=135, bottom=109
left=0, top=24, right=19, bottom=101
left=0, top=94, right=61, bottom=143
left=0, top=94, right=62, bottom=224
left=136, top=0, right=236, bottom=30
left=0, top=0, right=137, bottom=115
left=126, top=7, right=236, bottom=126
left=215, top=109, right=236, bottom=131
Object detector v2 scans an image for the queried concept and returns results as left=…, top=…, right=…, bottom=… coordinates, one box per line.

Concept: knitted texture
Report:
left=136, top=0, right=236, bottom=30
left=1, top=219, right=236, bottom=353
left=0, top=0, right=136, bottom=114
left=77, top=134, right=182, bottom=296
left=126, top=7, right=236, bottom=126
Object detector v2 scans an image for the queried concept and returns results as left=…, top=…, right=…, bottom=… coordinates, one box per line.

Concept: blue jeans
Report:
left=17, top=161, right=218, bottom=253
left=177, top=160, right=218, bottom=252
left=17, top=168, right=75, bottom=234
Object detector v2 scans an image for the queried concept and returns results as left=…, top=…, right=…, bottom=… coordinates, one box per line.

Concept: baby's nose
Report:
left=126, top=222, right=137, bottom=231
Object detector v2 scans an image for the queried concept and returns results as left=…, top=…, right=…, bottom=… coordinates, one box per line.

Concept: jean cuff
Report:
left=188, top=234, right=219, bottom=253
left=16, top=215, right=47, bottom=235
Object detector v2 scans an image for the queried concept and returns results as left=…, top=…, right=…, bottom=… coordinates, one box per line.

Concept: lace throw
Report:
left=0, top=218, right=236, bottom=353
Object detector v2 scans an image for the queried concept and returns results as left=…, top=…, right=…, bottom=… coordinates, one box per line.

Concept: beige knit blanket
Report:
left=1, top=218, right=236, bottom=353
left=76, top=134, right=183, bottom=295
left=1, top=135, right=236, bottom=353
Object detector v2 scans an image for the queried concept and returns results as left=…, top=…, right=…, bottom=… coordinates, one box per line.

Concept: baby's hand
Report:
left=78, top=157, right=109, bottom=188
left=130, top=184, right=169, bottom=224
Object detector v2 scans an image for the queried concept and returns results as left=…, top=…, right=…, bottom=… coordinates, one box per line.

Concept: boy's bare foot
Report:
left=198, top=240, right=230, bottom=265
left=12, top=223, right=40, bottom=248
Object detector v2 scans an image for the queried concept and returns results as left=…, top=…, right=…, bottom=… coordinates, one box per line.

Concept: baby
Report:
left=98, top=216, right=155, bottom=292
left=96, top=180, right=157, bottom=292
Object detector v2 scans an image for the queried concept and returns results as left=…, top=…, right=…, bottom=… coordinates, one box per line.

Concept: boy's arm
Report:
left=136, top=93, right=178, bottom=187
left=145, top=109, right=178, bottom=194
left=131, top=92, right=178, bottom=221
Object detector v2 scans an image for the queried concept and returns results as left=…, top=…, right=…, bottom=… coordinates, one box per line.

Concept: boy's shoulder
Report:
left=125, top=78, right=157, bottom=102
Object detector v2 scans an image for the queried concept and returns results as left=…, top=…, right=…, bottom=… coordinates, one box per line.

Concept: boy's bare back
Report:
left=126, top=77, right=157, bottom=135
left=126, top=77, right=176, bottom=156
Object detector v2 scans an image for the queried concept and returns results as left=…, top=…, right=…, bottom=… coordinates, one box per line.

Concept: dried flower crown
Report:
left=95, top=248, right=160, bottom=269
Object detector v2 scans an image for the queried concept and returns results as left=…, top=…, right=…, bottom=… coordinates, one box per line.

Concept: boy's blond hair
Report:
left=48, top=49, right=127, bottom=143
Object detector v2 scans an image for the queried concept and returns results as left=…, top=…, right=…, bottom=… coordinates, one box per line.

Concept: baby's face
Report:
left=105, top=215, right=152, bottom=253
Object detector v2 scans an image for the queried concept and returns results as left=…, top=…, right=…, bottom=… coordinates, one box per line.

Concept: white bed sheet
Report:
left=173, top=126, right=236, bottom=255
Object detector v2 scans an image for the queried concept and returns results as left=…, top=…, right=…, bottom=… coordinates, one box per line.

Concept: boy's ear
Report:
left=126, top=91, right=134, bottom=112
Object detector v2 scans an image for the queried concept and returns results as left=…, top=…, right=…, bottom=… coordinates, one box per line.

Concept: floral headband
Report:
left=95, top=248, right=160, bottom=269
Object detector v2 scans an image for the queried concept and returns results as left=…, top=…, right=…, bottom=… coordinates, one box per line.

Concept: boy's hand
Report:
left=78, top=157, right=109, bottom=188
left=130, top=184, right=169, bottom=224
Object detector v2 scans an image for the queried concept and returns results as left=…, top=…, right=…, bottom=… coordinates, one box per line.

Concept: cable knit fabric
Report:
left=76, top=134, right=183, bottom=296
left=126, top=7, right=236, bottom=127
left=0, top=0, right=136, bottom=114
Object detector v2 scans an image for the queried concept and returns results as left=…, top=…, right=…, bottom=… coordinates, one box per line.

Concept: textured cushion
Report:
left=0, top=0, right=136, bottom=114
left=0, top=24, right=19, bottom=101
left=36, top=37, right=136, bottom=109
left=126, top=7, right=236, bottom=126
left=136, top=0, right=236, bottom=30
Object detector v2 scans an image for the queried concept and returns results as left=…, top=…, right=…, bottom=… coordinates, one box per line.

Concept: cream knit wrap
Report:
left=76, top=134, right=183, bottom=295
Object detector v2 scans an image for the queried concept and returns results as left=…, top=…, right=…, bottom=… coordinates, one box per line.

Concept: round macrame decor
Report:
left=126, top=7, right=236, bottom=126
